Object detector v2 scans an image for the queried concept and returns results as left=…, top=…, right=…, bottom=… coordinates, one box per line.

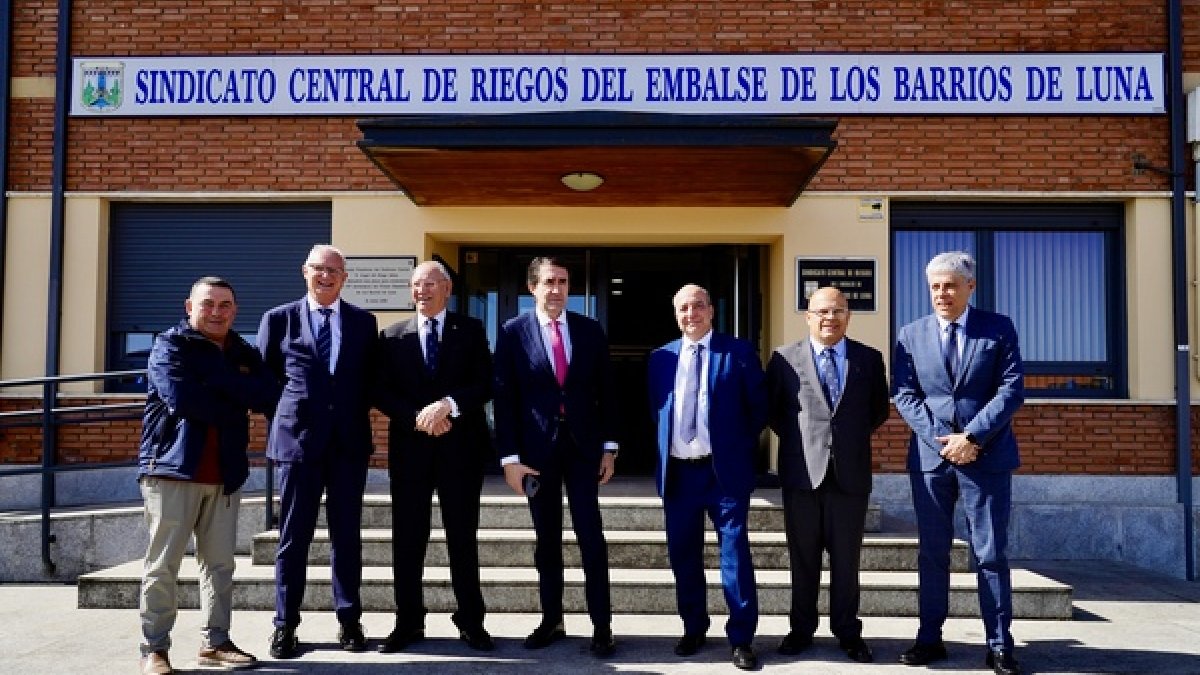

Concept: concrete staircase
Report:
left=77, top=479, right=1073, bottom=619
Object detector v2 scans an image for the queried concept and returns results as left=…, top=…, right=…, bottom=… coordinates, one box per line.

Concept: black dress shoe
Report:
left=458, top=626, right=495, bottom=651
left=337, top=622, right=367, bottom=652
left=269, top=625, right=298, bottom=659
left=777, top=631, right=813, bottom=655
left=899, top=641, right=948, bottom=666
left=986, top=648, right=1022, bottom=675
left=589, top=627, right=615, bottom=657
left=732, top=645, right=758, bottom=671
left=674, top=633, right=707, bottom=657
left=523, top=621, right=567, bottom=649
left=378, top=626, right=424, bottom=653
left=839, top=637, right=874, bottom=663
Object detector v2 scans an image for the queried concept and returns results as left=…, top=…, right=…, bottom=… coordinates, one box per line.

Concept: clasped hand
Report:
left=936, top=432, right=980, bottom=465
left=414, top=399, right=452, bottom=436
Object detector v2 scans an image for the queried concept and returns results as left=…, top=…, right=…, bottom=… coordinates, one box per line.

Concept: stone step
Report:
left=77, top=558, right=1072, bottom=619
left=339, top=493, right=880, bottom=532
left=251, top=529, right=969, bottom=572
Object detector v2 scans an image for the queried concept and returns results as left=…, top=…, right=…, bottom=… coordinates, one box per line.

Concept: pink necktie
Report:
left=549, top=319, right=568, bottom=388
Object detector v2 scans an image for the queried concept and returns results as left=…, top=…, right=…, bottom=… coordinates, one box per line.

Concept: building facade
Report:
left=2, top=1, right=1198, bottom=579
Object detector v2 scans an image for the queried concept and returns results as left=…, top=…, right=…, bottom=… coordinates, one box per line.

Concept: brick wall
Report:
left=4, top=0, right=1187, bottom=193
left=2, top=396, right=1197, bottom=475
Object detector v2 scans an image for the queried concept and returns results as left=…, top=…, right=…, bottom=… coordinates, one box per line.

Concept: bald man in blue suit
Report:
left=647, top=284, right=766, bottom=672
left=892, top=251, right=1025, bottom=675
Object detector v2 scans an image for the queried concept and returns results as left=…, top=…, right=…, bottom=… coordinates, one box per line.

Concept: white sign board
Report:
left=341, top=256, right=416, bottom=311
left=72, top=53, right=1165, bottom=116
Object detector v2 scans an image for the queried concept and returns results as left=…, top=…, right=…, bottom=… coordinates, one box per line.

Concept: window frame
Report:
left=890, top=202, right=1127, bottom=399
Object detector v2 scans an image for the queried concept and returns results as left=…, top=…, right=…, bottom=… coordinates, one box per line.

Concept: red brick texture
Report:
left=4, top=0, right=1188, bottom=193
left=2, top=397, right=1197, bottom=475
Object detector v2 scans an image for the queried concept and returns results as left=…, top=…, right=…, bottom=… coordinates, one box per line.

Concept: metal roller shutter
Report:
left=107, top=202, right=331, bottom=388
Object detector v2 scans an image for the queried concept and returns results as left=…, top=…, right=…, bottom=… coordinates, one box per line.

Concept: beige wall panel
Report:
left=60, top=199, right=109, bottom=393
left=2, top=197, right=51, bottom=391
left=1126, top=198, right=1174, bottom=400
left=780, top=196, right=892, bottom=361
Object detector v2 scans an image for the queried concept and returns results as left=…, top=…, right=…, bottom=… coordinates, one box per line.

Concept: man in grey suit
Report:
left=766, top=286, right=889, bottom=664
left=892, top=251, right=1024, bottom=675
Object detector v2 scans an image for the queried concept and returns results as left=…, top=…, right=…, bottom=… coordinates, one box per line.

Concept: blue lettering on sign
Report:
left=643, top=65, right=768, bottom=102
left=288, top=67, right=412, bottom=103
left=1025, top=66, right=1063, bottom=101
left=581, top=67, right=634, bottom=102
left=892, top=65, right=1011, bottom=102
left=134, top=68, right=277, bottom=104
left=1075, top=65, right=1155, bottom=102
left=780, top=66, right=818, bottom=102
left=830, top=65, right=880, bottom=102
left=469, top=67, right=568, bottom=103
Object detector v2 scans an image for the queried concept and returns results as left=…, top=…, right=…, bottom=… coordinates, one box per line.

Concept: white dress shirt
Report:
left=671, top=330, right=713, bottom=459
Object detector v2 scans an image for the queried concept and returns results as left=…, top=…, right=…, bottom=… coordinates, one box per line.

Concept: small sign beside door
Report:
left=796, top=257, right=877, bottom=312
left=342, top=255, right=417, bottom=311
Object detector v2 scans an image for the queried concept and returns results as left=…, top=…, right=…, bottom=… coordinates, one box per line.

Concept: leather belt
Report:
left=670, top=454, right=713, bottom=463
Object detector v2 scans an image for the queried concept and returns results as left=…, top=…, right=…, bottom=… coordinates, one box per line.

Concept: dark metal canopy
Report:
left=356, top=112, right=837, bottom=207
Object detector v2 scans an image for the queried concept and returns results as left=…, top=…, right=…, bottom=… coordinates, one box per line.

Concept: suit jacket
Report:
left=766, top=338, right=890, bottom=494
left=375, top=312, right=493, bottom=465
left=257, top=297, right=379, bottom=462
left=646, top=332, right=767, bottom=499
left=492, top=310, right=618, bottom=468
left=892, top=308, right=1024, bottom=473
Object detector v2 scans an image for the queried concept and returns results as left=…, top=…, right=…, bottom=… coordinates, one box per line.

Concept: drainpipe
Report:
left=40, top=0, right=72, bottom=574
left=1167, top=0, right=1195, bottom=581
left=0, top=0, right=12, bottom=356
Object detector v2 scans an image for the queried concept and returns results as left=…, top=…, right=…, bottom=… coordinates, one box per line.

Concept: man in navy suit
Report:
left=646, top=283, right=766, bottom=671
left=375, top=260, right=495, bottom=653
left=892, top=251, right=1025, bottom=675
left=493, top=256, right=619, bottom=657
left=766, top=287, right=889, bottom=664
left=257, top=244, right=380, bottom=659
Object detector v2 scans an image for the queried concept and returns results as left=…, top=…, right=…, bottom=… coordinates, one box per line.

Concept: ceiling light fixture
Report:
left=560, top=172, right=605, bottom=191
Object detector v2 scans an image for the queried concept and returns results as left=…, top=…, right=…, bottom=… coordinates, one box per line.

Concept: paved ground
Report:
left=1, top=560, right=1198, bottom=674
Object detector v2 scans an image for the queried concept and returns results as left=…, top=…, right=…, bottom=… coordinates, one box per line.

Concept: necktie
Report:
left=820, top=347, right=841, bottom=408
left=549, top=319, right=568, bottom=388
left=681, top=344, right=704, bottom=443
left=944, top=321, right=960, bottom=381
left=315, top=307, right=332, bottom=370
left=424, top=317, right=439, bottom=374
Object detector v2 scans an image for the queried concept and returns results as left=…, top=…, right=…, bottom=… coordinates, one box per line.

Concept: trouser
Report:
left=139, top=477, right=240, bottom=656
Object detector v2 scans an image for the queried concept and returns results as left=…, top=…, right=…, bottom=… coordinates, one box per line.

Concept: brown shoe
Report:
left=140, top=650, right=173, bottom=675
left=198, top=640, right=257, bottom=669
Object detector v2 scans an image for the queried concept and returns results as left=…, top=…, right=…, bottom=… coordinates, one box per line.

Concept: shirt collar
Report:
left=936, top=305, right=971, bottom=332
left=306, top=296, right=341, bottom=315
left=535, top=307, right=566, bottom=327
left=809, top=336, right=847, bottom=358
left=420, top=308, right=447, bottom=327
left=682, top=330, right=713, bottom=352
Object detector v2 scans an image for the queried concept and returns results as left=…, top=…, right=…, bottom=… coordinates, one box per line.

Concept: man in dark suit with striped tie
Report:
left=257, top=244, right=379, bottom=658
left=375, top=260, right=495, bottom=653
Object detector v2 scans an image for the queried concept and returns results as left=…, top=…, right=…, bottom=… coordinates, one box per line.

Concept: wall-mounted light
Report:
left=561, top=172, right=605, bottom=191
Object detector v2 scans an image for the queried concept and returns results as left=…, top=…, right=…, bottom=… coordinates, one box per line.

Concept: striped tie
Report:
left=315, top=307, right=332, bottom=370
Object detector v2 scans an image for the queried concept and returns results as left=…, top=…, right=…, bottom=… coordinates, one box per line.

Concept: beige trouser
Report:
left=139, top=477, right=240, bottom=656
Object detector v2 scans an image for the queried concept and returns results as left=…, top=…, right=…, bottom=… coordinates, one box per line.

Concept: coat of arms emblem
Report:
left=80, top=62, right=124, bottom=111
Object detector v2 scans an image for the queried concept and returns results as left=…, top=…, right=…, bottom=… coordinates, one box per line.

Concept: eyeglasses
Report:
left=307, top=264, right=344, bottom=276
left=807, top=308, right=848, bottom=318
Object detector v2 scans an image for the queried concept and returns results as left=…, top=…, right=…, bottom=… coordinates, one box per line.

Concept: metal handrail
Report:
left=0, top=370, right=146, bottom=574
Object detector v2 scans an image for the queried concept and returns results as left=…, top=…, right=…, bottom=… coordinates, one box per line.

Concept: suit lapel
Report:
left=791, top=340, right=832, bottom=414
left=522, top=312, right=555, bottom=381
left=956, top=313, right=983, bottom=386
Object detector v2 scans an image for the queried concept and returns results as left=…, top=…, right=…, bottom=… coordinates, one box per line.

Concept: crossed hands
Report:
left=414, top=398, right=453, bottom=437
left=937, top=432, right=980, bottom=465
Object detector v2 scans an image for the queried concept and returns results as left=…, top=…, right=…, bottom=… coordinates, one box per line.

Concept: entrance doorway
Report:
left=458, top=246, right=763, bottom=476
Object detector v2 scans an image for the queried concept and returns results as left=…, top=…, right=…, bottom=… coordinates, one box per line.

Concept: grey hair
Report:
left=925, top=251, right=976, bottom=283
left=413, top=259, right=451, bottom=281
left=306, top=244, right=345, bottom=265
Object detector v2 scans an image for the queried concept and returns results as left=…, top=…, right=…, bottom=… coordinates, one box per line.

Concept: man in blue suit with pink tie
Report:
left=892, top=251, right=1025, bottom=675
left=493, top=256, right=619, bottom=658
left=257, top=244, right=379, bottom=659
left=647, top=283, right=766, bottom=671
